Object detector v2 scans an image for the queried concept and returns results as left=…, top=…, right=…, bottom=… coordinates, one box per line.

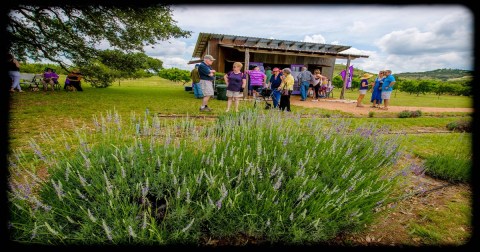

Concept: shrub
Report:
left=9, top=109, right=406, bottom=245
left=398, top=110, right=422, bottom=118
left=424, top=155, right=471, bottom=183
left=446, top=120, right=471, bottom=132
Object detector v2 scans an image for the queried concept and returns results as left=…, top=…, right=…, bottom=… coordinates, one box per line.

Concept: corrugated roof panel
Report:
left=191, top=32, right=368, bottom=60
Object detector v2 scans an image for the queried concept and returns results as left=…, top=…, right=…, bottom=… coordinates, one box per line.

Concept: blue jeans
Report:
left=193, top=82, right=203, bottom=98
left=300, top=81, right=310, bottom=100
left=271, top=89, right=281, bottom=108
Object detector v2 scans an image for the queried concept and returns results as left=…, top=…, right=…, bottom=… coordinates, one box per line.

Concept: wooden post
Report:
left=244, top=48, right=250, bottom=99
left=340, top=55, right=351, bottom=100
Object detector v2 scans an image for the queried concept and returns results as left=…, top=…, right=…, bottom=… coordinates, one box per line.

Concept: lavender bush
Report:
left=9, top=108, right=407, bottom=245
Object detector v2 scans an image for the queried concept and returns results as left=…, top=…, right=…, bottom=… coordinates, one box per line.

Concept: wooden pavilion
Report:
left=188, top=32, right=369, bottom=98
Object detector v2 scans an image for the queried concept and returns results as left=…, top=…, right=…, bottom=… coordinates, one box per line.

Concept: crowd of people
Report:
left=191, top=55, right=396, bottom=113
left=356, top=69, right=396, bottom=110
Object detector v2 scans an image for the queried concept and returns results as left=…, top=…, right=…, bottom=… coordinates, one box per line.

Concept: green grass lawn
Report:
left=340, top=88, right=472, bottom=108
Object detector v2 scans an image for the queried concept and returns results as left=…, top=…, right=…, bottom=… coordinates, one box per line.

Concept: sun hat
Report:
left=204, top=55, right=215, bottom=61
left=272, top=67, right=280, bottom=72
left=361, top=73, right=373, bottom=79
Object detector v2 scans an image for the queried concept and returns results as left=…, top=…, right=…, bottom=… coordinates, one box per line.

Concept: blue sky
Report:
left=143, top=4, right=474, bottom=74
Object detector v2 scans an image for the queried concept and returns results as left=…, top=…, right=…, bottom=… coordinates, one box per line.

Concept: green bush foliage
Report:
left=424, top=155, right=471, bottom=183
left=9, top=109, right=407, bottom=245
left=398, top=110, right=422, bottom=118
left=446, top=120, right=471, bottom=132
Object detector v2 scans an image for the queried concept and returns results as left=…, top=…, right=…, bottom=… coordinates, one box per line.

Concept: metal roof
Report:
left=191, top=32, right=369, bottom=60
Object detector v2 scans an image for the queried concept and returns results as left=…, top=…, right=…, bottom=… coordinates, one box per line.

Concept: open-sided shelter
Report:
left=188, top=32, right=369, bottom=98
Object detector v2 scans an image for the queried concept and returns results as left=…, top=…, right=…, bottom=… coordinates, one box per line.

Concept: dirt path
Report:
left=288, top=97, right=472, bottom=116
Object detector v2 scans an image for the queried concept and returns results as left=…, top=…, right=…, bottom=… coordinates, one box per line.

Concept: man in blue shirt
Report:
left=296, top=66, right=313, bottom=101
left=379, top=70, right=396, bottom=110
left=198, top=55, right=216, bottom=112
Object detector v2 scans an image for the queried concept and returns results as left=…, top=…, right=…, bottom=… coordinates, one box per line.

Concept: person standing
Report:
left=224, top=62, right=246, bottom=112
left=198, top=55, right=216, bottom=112
left=269, top=67, right=283, bottom=108
left=296, top=66, right=313, bottom=101
left=7, top=53, right=22, bottom=93
left=356, top=73, right=373, bottom=107
left=278, top=68, right=294, bottom=112
left=370, top=71, right=385, bottom=108
left=264, top=66, right=272, bottom=88
left=379, top=70, right=396, bottom=110
left=311, top=69, right=323, bottom=102
left=247, top=66, right=266, bottom=98
left=191, top=64, right=203, bottom=99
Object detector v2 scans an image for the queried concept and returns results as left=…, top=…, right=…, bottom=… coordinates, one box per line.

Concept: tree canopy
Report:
left=6, top=4, right=191, bottom=86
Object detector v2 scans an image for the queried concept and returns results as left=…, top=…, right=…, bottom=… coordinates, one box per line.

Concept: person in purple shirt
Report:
left=247, top=66, right=266, bottom=98
left=224, top=62, right=247, bottom=112
left=42, top=67, right=58, bottom=91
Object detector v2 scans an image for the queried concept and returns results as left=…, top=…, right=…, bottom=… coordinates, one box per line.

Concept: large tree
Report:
left=6, top=4, right=190, bottom=85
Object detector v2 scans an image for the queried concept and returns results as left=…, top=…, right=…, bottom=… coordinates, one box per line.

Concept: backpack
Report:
left=191, top=67, right=200, bottom=83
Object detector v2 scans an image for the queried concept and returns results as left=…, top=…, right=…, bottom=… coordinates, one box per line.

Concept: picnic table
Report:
left=19, top=73, right=43, bottom=91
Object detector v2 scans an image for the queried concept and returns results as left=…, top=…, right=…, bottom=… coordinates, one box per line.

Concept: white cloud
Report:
left=150, top=4, right=473, bottom=73
left=303, top=34, right=326, bottom=44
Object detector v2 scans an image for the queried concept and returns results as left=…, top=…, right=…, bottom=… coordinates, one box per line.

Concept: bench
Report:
left=19, top=73, right=43, bottom=91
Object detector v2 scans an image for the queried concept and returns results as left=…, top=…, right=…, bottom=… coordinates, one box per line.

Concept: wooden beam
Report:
left=340, top=55, right=351, bottom=100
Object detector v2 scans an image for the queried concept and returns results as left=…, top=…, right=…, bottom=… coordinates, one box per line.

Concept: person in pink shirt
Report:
left=247, top=66, right=266, bottom=98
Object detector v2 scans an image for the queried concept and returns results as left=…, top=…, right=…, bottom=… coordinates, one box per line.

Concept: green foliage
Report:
left=398, top=110, right=422, bottom=118
left=77, top=50, right=163, bottom=87
left=409, top=199, right=472, bottom=245
left=424, top=155, right=471, bottom=183
left=9, top=109, right=405, bottom=245
left=158, top=68, right=191, bottom=85
left=19, top=63, right=68, bottom=75
left=398, top=133, right=471, bottom=183
left=332, top=75, right=344, bottom=89
left=446, top=119, right=471, bottom=132
left=214, top=72, right=226, bottom=84
left=396, top=68, right=473, bottom=81
left=8, top=5, right=190, bottom=85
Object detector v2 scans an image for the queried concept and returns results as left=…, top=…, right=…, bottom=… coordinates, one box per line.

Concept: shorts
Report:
left=226, top=90, right=244, bottom=98
left=359, top=89, right=367, bottom=95
left=199, top=79, right=214, bottom=96
left=381, top=91, right=392, bottom=100
left=250, top=85, right=262, bottom=92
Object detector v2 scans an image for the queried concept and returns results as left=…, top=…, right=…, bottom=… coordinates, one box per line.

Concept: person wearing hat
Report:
left=65, top=69, right=83, bottom=91
left=268, top=67, right=283, bottom=108
left=356, top=72, right=373, bottom=107
left=198, top=54, right=216, bottom=112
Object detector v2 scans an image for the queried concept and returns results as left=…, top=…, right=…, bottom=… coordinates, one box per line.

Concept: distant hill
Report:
left=334, top=65, right=472, bottom=81
left=395, top=69, right=473, bottom=81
